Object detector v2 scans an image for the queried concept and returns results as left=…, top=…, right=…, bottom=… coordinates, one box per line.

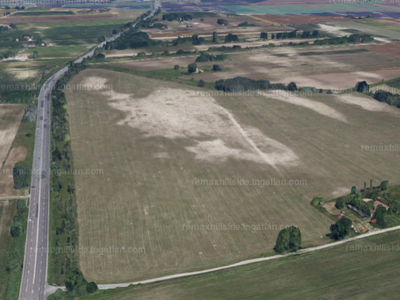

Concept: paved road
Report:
left=97, top=224, right=400, bottom=290
left=18, top=9, right=157, bottom=300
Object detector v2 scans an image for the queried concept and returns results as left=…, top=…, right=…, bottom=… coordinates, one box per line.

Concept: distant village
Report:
left=0, top=24, right=44, bottom=62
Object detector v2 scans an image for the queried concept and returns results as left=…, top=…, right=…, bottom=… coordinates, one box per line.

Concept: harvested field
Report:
left=110, top=55, right=197, bottom=71
left=175, top=45, right=400, bottom=88
left=251, top=14, right=350, bottom=26
left=194, top=38, right=317, bottom=51
left=364, top=42, right=400, bottom=59
left=279, top=68, right=400, bottom=89
left=0, top=13, right=118, bottom=24
left=68, top=68, right=400, bottom=283
left=0, top=105, right=24, bottom=171
left=0, top=105, right=25, bottom=197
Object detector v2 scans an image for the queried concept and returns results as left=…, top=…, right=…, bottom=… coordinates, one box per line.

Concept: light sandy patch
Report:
left=318, top=24, right=349, bottom=37
left=8, top=68, right=38, bottom=80
left=0, top=146, right=28, bottom=197
left=323, top=201, right=341, bottom=215
left=0, top=105, right=24, bottom=169
left=335, top=94, right=395, bottom=112
left=263, top=91, right=347, bottom=122
left=374, top=37, right=391, bottom=43
left=331, top=187, right=349, bottom=198
left=103, top=87, right=298, bottom=168
left=82, top=76, right=108, bottom=87
left=153, top=152, right=170, bottom=159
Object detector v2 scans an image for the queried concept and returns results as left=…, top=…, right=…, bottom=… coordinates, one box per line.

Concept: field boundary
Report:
left=94, top=225, right=400, bottom=290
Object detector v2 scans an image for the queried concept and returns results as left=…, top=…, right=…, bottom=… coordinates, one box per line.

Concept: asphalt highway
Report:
left=18, top=9, right=157, bottom=300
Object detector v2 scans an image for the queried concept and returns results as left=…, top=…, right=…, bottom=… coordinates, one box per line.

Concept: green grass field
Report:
left=74, top=229, right=400, bottom=300
left=64, top=67, right=400, bottom=284
left=0, top=200, right=28, bottom=300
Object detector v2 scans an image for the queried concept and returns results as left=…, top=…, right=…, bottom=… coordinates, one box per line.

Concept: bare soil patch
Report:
left=364, top=42, right=400, bottom=59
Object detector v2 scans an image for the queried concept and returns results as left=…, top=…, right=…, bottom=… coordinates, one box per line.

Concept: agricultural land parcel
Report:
left=66, top=68, right=400, bottom=283
left=72, top=230, right=400, bottom=300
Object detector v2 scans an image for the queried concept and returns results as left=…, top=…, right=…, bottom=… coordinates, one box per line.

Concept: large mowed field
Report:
left=79, top=230, right=400, bottom=300
left=66, top=68, right=400, bottom=283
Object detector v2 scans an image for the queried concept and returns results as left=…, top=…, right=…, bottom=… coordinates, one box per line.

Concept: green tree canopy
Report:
left=275, top=226, right=302, bottom=254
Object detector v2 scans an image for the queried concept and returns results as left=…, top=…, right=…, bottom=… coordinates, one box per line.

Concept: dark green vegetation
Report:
left=215, top=77, right=288, bottom=92
left=373, top=90, right=400, bottom=108
left=330, top=216, right=352, bottom=240
left=274, top=226, right=301, bottom=254
left=71, top=230, right=400, bottom=300
left=195, top=53, right=230, bottom=63
left=48, top=61, right=97, bottom=298
left=12, top=166, right=29, bottom=189
left=224, top=33, right=239, bottom=43
left=0, top=200, right=28, bottom=300
left=314, top=33, right=373, bottom=45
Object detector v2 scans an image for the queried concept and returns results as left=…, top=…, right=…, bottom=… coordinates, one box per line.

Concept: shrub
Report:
left=188, top=63, right=197, bottom=73
left=13, top=166, right=30, bottom=189
left=213, top=64, right=222, bottom=72
left=197, top=80, right=205, bottom=87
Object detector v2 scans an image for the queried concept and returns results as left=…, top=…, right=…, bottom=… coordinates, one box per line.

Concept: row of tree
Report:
left=214, top=77, right=294, bottom=93
left=314, top=33, right=373, bottom=45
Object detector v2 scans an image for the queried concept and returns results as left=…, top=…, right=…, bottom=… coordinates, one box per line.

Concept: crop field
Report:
left=224, top=3, right=400, bottom=15
left=330, top=20, right=400, bottom=40
left=0, top=105, right=28, bottom=197
left=78, top=230, right=400, bottom=300
left=114, top=44, right=400, bottom=89
left=0, top=200, right=17, bottom=299
left=66, top=68, right=400, bottom=283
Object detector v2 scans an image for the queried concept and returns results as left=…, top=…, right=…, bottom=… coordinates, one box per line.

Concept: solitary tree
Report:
left=275, top=226, right=302, bottom=254
left=260, top=32, right=268, bottom=40
left=212, top=31, right=218, bottom=43
left=287, top=82, right=297, bottom=91
left=351, top=186, right=357, bottom=195
left=187, top=63, right=197, bottom=73
left=335, top=198, right=346, bottom=210
left=330, top=216, right=352, bottom=240
left=213, top=64, right=222, bottom=72
left=380, top=180, right=389, bottom=191
left=197, top=80, right=205, bottom=87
